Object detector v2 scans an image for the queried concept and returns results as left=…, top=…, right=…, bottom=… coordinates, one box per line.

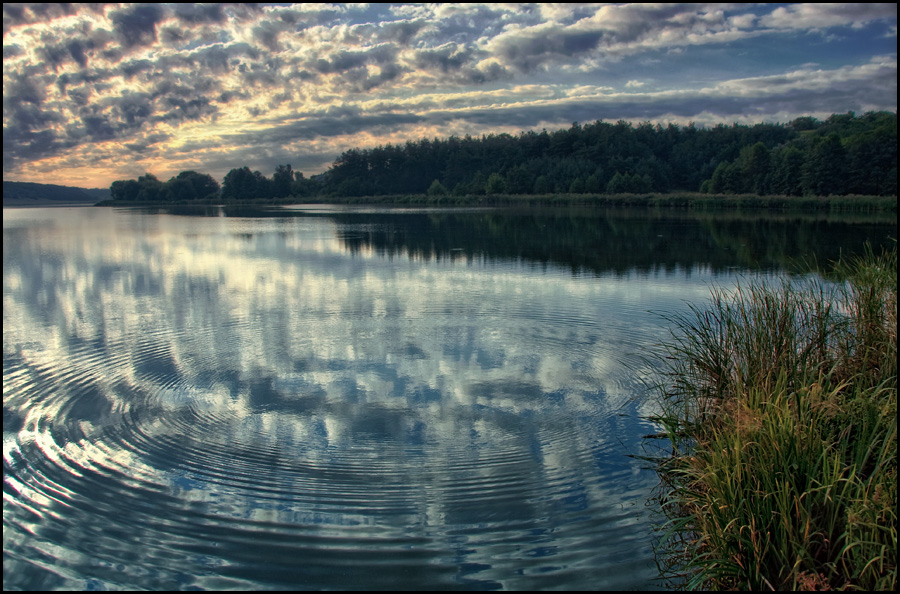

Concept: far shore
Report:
left=92, top=192, right=897, bottom=212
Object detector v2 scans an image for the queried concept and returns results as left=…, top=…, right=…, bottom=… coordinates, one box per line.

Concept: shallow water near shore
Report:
left=3, top=205, right=895, bottom=590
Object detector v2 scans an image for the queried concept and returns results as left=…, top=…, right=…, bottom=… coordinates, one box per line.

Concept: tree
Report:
left=770, top=147, right=804, bottom=196
left=533, top=175, right=552, bottom=194
left=222, top=167, right=256, bottom=200
left=110, top=178, right=141, bottom=201
left=708, top=161, right=741, bottom=194
left=485, top=172, right=506, bottom=194
left=569, top=177, right=586, bottom=194
left=172, top=170, right=219, bottom=200
left=427, top=179, right=449, bottom=196
left=272, top=164, right=294, bottom=198
left=252, top=170, right=273, bottom=198
left=504, top=165, right=531, bottom=194
left=164, top=176, right=197, bottom=202
left=739, top=142, right=771, bottom=195
left=136, top=173, right=163, bottom=201
left=801, top=133, right=847, bottom=196
left=584, top=173, right=602, bottom=194
left=607, top=171, right=651, bottom=194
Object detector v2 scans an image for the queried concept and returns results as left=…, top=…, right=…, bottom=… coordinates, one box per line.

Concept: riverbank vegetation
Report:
left=647, top=243, right=897, bottom=590
left=95, top=190, right=898, bottom=213
left=103, top=111, right=896, bottom=206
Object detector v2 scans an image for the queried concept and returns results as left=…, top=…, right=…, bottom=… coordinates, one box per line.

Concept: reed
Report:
left=647, top=242, right=897, bottom=590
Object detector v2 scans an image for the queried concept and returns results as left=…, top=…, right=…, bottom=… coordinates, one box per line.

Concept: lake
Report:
left=3, top=205, right=895, bottom=590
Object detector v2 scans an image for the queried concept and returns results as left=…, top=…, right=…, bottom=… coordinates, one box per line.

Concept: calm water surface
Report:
left=3, top=205, right=895, bottom=590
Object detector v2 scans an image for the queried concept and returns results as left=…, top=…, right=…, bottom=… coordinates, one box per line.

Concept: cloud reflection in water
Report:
left=4, top=206, right=767, bottom=589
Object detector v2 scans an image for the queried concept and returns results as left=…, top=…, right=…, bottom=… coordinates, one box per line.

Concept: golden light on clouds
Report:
left=2, top=3, right=895, bottom=188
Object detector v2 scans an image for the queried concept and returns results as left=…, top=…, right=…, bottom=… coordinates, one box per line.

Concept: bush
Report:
left=647, top=243, right=897, bottom=590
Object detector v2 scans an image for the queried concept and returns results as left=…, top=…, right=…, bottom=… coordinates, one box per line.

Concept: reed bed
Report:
left=647, top=243, right=897, bottom=590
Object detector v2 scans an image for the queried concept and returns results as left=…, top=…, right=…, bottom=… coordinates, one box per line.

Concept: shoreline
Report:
left=646, top=244, right=897, bottom=590
left=91, top=192, right=897, bottom=212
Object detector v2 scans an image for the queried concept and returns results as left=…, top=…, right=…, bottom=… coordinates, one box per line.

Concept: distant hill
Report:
left=3, top=181, right=110, bottom=206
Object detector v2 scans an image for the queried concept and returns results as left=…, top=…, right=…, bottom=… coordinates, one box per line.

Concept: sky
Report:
left=2, top=3, right=897, bottom=189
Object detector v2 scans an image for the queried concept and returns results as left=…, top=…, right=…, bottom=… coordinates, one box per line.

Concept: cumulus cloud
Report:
left=2, top=3, right=896, bottom=187
left=759, top=3, right=898, bottom=30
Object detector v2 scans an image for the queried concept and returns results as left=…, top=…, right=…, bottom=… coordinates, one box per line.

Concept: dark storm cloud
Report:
left=411, top=44, right=511, bottom=84
left=413, top=44, right=476, bottom=74
left=4, top=72, right=46, bottom=105
left=80, top=113, right=117, bottom=141
left=2, top=3, right=896, bottom=186
left=36, top=34, right=70, bottom=69
left=159, top=25, right=191, bottom=47
left=3, top=101, right=70, bottom=169
left=2, top=3, right=80, bottom=34
left=111, top=92, right=153, bottom=126
left=245, top=5, right=315, bottom=52
left=120, top=59, right=154, bottom=79
left=123, top=131, right=171, bottom=154
left=313, top=44, right=398, bottom=75
left=302, top=43, right=407, bottom=91
left=491, top=27, right=606, bottom=73
left=420, top=4, right=532, bottom=45
left=236, top=58, right=282, bottom=88
left=252, top=21, right=286, bottom=53
left=157, top=96, right=217, bottom=123
left=218, top=110, right=426, bottom=150
left=109, top=3, right=165, bottom=49
left=373, top=19, right=427, bottom=45
left=172, top=3, right=227, bottom=25
left=486, top=4, right=733, bottom=73
left=66, top=39, right=89, bottom=68
left=166, top=42, right=256, bottom=75
left=66, top=87, right=90, bottom=107
left=33, top=27, right=107, bottom=70
left=3, top=44, right=24, bottom=59
left=2, top=127, right=66, bottom=170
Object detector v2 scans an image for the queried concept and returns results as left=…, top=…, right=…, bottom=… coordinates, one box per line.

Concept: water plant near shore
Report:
left=647, top=242, right=897, bottom=590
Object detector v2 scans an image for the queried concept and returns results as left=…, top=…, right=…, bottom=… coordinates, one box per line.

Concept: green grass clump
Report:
left=648, top=243, right=897, bottom=590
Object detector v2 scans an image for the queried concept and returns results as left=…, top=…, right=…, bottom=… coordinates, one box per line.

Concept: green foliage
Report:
left=272, top=164, right=294, bottom=199
left=569, top=176, right=586, bottom=194
left=702, top=112, right=896, bottom=199
left=647, top=243, right=898, bottom=590
left=105, top=111, right=896, bottom=203
left=3, top=181, right=103, bottom=205
left=426, top=179, right=449, bottom=196
left=504, top=165, right=531, bottom=194
left=770, top=146, right=805, bottom=196
left=606, top=171, right=652, bottom=194
left=533, top=175, right=552, bottom=194
left=110, top=178, right=141, bottom=201
left=222, top=166, right=272, bottom=200
left=111, top=169, right=219, bottom=203
left=801, top=133, right=847, bottom=196
left=485, top=172, right=506, bottom=195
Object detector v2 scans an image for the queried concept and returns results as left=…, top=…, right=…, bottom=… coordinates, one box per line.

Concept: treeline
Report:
left=108, top=165, right=319, bottom=203
left=325, top=111, right=896, bottom=197
left=107, top=111, right=896, bottom=203
left=110, top=170, right=220, bottom=202
left=4, top=181, right=108, bottom=205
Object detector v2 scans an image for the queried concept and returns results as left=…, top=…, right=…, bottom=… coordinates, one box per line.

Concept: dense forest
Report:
left=3, top=181, right=109, bottom=206
left=108, top=111, right=897, bottom=203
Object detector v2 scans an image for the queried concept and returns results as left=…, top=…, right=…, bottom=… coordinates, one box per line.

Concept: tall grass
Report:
left=647, top=242, right=897, bottom=590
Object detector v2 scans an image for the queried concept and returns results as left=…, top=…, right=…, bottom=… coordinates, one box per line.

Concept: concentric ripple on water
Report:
left=4, top=206, right=774, bottom=590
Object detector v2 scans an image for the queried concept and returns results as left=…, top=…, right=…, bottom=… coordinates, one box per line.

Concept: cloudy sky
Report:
left=3, top=3, right=897, bottom=189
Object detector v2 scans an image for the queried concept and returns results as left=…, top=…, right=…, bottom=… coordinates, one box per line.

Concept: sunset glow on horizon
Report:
left=3, top=3, right=896, bottom=189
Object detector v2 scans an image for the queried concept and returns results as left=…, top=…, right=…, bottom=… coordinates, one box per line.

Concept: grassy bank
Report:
left=94, top=192, right=897, bottom=212
left=647, top=243, right=897, bottom=590
left=293, top=192, right=897, bottom=212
